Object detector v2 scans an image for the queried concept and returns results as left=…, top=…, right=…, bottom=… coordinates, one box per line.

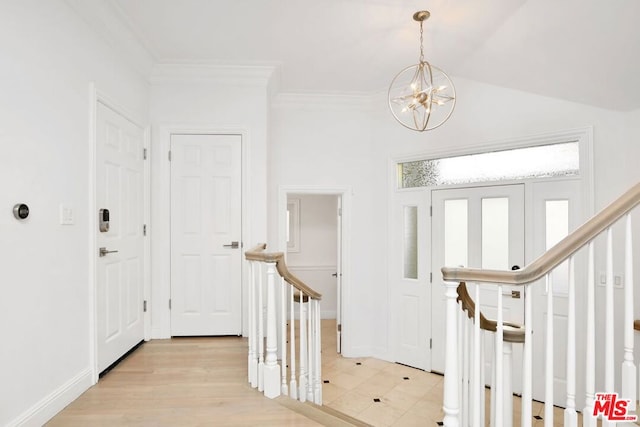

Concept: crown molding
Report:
left=150, top=63, right=279, bottom=87
left=63, top=0, right=154, bottom=79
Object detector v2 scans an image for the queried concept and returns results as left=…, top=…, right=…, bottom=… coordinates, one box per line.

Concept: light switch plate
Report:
left=60, top=204, right=74, bottom=225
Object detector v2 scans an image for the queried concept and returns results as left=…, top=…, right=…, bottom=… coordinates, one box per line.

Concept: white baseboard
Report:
left=8, top=368, right=92, bottom=427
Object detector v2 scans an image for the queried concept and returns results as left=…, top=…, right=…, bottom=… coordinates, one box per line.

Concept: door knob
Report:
left=99, top=247, right=118, bottom=257
left=223, top=241, right=240, bottom=249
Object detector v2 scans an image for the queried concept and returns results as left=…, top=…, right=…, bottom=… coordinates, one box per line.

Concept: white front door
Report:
left=431, top=184, right=525, bottom=383
left=391, top=189, right=430, bottom=369
left=170, top=134, right=242, bottom=336
left=96, top=102, right=145, bottom=373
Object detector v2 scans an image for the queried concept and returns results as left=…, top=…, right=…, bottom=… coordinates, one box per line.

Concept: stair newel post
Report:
left=299, top=289, right=308, bottom=402
left=622, top=214, right=636, bottom=409
left=443, top=280, right=460, bottom=427
left=314, top=298, right=322, bottom=404
left=263, top=262, right=281, bottom=399
left=258, top=261, right=265, bottom=392
left=248, top=260, right=258, bottom=388
left=604, top=228, right=614, bottom=427
left=280, top=273, right=288, bottom=396
left=289, top=282, right=297, bottom=400
left=564, top=256, right=577, bottom=427
left=583, top=242, right=596, bottom=427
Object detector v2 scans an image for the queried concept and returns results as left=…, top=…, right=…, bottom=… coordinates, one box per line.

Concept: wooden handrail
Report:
left=456, top=282, right=524, bottom=343
left=245, top=244, right=322, bottom=300
left=443, top=182, right=640, bottom=285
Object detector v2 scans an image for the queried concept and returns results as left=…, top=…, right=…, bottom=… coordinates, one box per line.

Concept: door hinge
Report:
left=168, top=150, right=172, bottom=161
left=143, top=300, right=147, bottom=312
left=143, top=148, right=148, bottom=160
left=338, top=208, right=342, bottom=217
left=337, top=324, right=342, bottom=332
left=169, top=299, right=172, bottom=310
left=143, top=224, right=147, bottom=236
left=430, top=338, right=432, bottom=349
left=430, top=272, right=433, bottom=283
left=430, top=205, right=433, bottom=217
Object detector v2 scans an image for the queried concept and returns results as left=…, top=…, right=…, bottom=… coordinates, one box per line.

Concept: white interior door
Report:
left=431, top=184, right=525, bottom=384
left=530, top=179, right=583, bottom=407
left=336, top=195, right=343, bottom=353
left=96, top=102, right=145, bottom=373
left=170, top=134, right=242, bottom=336
left=391, top=189, right=430, bottom=370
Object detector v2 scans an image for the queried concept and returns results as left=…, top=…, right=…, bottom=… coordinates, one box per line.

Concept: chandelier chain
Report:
left=419, top=21, right=424, bottom=63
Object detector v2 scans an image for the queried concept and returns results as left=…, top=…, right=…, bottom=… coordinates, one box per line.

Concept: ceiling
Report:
left=108, top=0, right=640, bottom=111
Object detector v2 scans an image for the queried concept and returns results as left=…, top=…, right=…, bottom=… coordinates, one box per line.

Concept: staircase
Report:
left=441, top=182, right=640, bottom=426
left=245, top=244, right=323, bottom=403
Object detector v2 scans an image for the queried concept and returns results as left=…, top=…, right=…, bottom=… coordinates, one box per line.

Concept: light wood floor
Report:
left=48, top=320, right=569, bottom=426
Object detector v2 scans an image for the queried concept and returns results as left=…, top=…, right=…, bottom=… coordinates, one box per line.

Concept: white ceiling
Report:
left=108, top=0, right=640, bottom=111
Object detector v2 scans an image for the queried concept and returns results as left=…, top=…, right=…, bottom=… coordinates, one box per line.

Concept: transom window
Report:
left=398, top=142, right=579, bottom=188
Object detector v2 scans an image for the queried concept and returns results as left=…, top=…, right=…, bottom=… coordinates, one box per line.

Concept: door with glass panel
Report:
left=530, top=179, right=583, bottom=407
left=391, top=189, right=431, bottom=370
left=431, top=184, right=525, bottom=387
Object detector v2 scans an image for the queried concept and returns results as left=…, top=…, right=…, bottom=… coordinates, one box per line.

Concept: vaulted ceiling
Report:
left=107, top=0, right=640, bottom=111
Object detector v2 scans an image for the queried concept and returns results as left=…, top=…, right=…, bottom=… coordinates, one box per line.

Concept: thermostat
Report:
left=13, top=203, right=29, bottom=220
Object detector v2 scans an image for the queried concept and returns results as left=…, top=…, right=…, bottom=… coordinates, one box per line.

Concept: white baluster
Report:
left=564, top=256, right=577, bottom=427
left=521, top=284, right=532, bottom=427
left=289, top=284, right=297, bottom=400
left=263, top=262, right=281, bottom=398
left=503, top=341, right=513, bottom=427
left=458, top=304, right=464, bottom=418
left=495, top=285, right=504, bottom=427
left=258, top=262, right=265, bottom=392
left=280, top=275, right=288, bottom=396
left=299, top=290, right=308, bottom=402
left=248, top=261, right=257, bottom=387
left=480, top=327, right=485, bottom=427
left=602, top=227, right=615, bottom=426
left=473, top=284, right=481, bottom=427
left=544, top=274, right=553, bottom=427
left=622, top=214, right=636, bottom=409
left=307, top=297, right=314, bottom=402
left=603, top=228, right=614, bottom=427
left=462, top=309, right=469, bottom=427
left=443, top=281, right=460, bottom=427
left=314, top=299, right=322, bottom=404
left=583, top=242, right=596, bottom=427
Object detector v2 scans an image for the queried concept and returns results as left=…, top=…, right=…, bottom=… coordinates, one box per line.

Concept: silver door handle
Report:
left=99, top=247, right=118, bottom=257
left=223, top=241, right=240, bottom=249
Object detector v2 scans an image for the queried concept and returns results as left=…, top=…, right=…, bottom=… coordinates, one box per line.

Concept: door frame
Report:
left=277, top=186, right=352, bottom=355
left=155, top=125, right=250, bottom=338
left=88, top=84, right=151, bottom=383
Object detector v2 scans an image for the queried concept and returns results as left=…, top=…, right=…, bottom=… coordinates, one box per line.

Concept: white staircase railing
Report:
left=441, top=182, right=640, bottom=427
left=245, top=244, right=322, bottom=404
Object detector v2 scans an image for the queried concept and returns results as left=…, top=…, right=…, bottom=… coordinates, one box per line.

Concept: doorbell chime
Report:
left=13, top=203, right=29, bottom=220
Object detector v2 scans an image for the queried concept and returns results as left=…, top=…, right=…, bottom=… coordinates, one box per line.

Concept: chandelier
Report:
left=388, top=11, right=456, bottom=132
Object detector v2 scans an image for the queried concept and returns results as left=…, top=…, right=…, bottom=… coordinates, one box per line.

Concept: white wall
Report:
left=0, top=1, right=150, bottom=425
left=287, top=194, right=338, bottom=318
left=148, top=66, right=272, bottom=338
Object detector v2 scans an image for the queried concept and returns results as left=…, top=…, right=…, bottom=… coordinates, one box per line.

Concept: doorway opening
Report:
left=279, top=187, right=350, bottom=356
